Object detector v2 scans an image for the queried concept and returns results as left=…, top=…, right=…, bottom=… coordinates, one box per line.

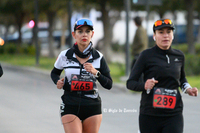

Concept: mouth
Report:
left=82, top=39, right=87, bottom=42
left=162, top=40, right=169, bottom=42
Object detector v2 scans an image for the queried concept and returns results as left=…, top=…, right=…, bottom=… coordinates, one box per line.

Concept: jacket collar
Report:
left=154, top=45, right=173, bottom=54
left=65, top=47, right=100, bottom=60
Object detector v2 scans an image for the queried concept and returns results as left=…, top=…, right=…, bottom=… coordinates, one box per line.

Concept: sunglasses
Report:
left=154, top=19, right=172, bottom=27
left=75, top=19, right=93, bottom=27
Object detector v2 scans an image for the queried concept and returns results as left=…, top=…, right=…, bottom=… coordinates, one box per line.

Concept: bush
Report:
left=172, top=44, right=188, bottom=54
left=111, top=43, right=125, bottom=52
left=172, top=43, right=200, bottom=55
left=195, top=43, right=200, bottom=54
left=184, top=54, right=200, bottom=76
left=0, top=43, right=36, bottom=55
left=4, top=43, right=17, bottom=54
left=172, top=44, right=200, bottom=76
left=0, top=45, right=5, bottom=54
left=27, top=45, right=36, bottom=56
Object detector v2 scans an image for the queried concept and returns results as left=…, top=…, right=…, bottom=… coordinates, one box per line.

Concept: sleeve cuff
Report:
left=182, top=83, right=192, bottom=93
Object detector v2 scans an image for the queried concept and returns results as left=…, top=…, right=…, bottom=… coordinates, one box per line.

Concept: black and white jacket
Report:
left=51, top=48, right=112, bottom=105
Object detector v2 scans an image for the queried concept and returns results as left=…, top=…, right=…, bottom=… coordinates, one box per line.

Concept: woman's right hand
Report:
left=145, top=78, right=158, bottom=91
left=57, top=78, right=64, bottom=89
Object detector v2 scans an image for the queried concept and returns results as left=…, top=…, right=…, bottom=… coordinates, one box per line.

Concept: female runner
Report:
left=127, top=19, right=198, bottom=133
left=51, top=18, right=112, bottom=133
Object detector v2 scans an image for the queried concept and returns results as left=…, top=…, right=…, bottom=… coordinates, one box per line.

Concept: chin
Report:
left=163, top=45, right=171, bottom=49
left=81, top=42, right=89, bottom=46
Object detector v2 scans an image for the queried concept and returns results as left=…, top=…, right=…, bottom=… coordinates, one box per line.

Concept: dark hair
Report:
left=134, top=16, right=142, bottom=26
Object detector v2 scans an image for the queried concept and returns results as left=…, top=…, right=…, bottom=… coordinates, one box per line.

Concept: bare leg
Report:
left=82, top=114, right=102, bottom=133
left=62, top=114, right=82, bottom=133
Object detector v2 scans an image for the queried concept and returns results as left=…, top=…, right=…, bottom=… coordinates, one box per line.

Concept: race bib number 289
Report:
left=153, top=94, right=176, bottom=109
left=153, top=88, right=177, bottom=109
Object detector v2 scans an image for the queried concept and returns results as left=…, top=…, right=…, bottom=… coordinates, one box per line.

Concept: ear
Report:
left=172, top=36, right=174, bottom=40
left=91, top=31, right=94, bottom=38
left=153, top=36, right=156, bottom=41
left=72, top=31, right=76, bottom=39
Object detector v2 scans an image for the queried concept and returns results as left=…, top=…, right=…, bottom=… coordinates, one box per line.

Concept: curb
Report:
left=1, top=62, right=50, bottom=76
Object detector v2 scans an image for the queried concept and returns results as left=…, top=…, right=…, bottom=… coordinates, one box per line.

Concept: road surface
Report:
left=0, top=65, right=199, bottom=133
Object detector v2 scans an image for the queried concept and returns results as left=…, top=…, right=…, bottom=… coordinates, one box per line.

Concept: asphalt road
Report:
left=0, top=65, right=199, bottom=133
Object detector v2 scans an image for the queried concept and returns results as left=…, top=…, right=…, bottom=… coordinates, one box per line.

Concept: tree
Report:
left=0, top=1, right=12, bottom=40
left=154, top=0, right=185, bottom=18
left=195, top=1, right=200, bottom=44
left=39, top=0, right=68, bottom=58
left=0, top=12, right=15, bottom=42
left=57, top=8, right=68, bottom=48
left=184, top=0, right=195, bottom=54
left=1, top=0, right=32, bottom=47
left=74, top=0, right=124, bottom=63
left=96, top=0, right=124, bottom=63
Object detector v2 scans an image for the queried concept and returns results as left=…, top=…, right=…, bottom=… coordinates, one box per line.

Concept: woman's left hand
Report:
left=186, top=87, right=198, bottom=96
left=84, top=62, right=97, bottom=75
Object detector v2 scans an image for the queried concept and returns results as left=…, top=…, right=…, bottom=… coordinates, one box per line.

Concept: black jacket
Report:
left=0, top=64, right=3, bottom=77
left=127, top=45, right=188, bottom=116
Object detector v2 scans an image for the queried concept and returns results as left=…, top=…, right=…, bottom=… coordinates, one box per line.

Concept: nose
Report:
left=83, top=31, right=88, bottom=36
left=163, top=32, right=169, bottom=38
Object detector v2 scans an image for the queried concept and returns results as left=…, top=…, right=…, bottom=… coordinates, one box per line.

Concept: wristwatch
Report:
left=95, top=71, right=101, bottom=78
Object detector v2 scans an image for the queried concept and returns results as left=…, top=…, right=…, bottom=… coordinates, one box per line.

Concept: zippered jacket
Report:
left=127, top=45, right=189, bottom=116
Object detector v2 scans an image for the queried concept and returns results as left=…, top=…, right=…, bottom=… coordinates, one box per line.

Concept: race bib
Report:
left=153, top=88, right=177, bottom=109
left=71, top=74, right=93, bottom=91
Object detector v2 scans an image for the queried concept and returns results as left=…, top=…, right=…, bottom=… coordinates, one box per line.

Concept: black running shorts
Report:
left=60, top=103, right=102, bottom=121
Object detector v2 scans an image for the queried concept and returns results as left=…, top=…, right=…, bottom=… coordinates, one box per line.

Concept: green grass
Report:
left=0, top=54, right=56, bottom=70
left=0, top=54, right=200, bottom=89
left=109, top=62, right=125, bottom=83
left=186, top=76, right=200, bottom=89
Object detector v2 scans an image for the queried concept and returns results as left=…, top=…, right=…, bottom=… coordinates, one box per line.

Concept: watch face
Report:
left=95, top=71, right=100, bottom=78
left=97, top=72, right=100, bottom=76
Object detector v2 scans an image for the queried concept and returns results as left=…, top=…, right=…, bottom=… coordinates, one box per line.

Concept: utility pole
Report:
left=145, top=0, right=150, bottom=47
left=34, top=0, right=39, bottom=66
left=68, top=0, right=73, bottom=47
left=125, top=0, right=131, bottom=76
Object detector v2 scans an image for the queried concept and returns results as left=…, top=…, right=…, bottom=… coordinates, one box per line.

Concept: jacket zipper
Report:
left=166, top=54, right=170, bottom=64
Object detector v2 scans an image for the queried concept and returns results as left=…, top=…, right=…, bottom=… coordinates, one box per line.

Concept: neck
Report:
left=73, top=42, right=93, bottom=59
left=157, top=45, right=170, bottom=50
left=78, top=45, right=87, bottom=52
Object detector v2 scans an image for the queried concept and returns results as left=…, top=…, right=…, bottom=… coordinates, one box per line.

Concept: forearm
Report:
left=51, top=67, right=63, bottom=84
left=97, top=72, right=112, bottom=90
left=126, top=79, right=145, bottom=91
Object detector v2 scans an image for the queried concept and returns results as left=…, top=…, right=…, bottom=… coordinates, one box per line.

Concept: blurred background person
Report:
left=131, top=16, right=148, bottom=69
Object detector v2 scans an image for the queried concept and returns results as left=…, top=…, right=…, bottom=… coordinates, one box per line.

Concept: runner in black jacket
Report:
left=127, top=19, right=198, bottom=133
left=0, top=64, right=3, bottom=77
left=51, top=18, right=112, bottom=133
